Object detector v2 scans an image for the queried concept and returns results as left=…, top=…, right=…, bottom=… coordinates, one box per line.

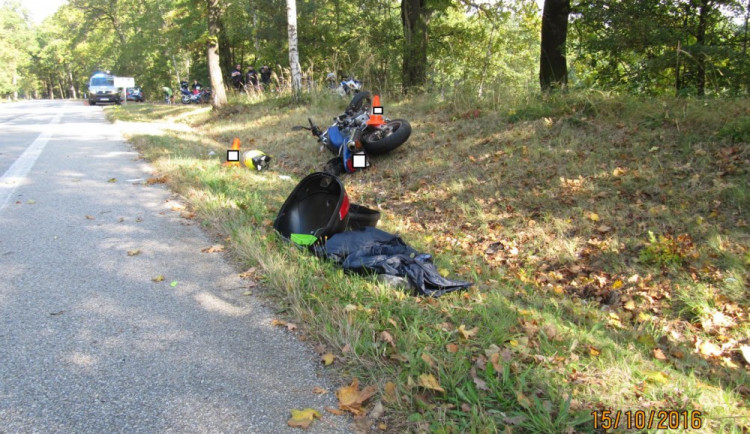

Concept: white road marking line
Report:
left=0, top=112, right=63, bottom=212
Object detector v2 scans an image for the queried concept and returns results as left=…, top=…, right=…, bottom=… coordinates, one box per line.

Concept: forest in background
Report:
left=1, top=0, right=749, bottom=101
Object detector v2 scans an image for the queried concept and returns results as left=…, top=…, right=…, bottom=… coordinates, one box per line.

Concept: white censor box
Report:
left=114, top=77, right=135, bottom=104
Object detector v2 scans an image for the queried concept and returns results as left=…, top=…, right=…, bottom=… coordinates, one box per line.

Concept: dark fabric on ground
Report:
left=317, top=227, right=473, bottom=297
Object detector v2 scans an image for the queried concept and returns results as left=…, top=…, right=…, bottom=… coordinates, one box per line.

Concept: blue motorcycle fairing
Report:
left=327, top=126, right=345, bottom=148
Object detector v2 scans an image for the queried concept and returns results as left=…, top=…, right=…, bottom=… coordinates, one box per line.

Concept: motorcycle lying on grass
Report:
left=179, top=82, right=212, bottom=104
left=292, top=91, right=412, bottom=175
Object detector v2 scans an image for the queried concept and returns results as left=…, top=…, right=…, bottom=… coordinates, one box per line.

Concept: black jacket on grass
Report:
left=317, top=227, right=472, bottom=297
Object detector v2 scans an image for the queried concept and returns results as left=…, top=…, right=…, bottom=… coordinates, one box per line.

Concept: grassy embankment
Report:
left=107, top=90, right=749, bottom=433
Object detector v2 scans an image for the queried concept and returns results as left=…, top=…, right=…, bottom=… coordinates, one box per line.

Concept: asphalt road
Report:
left=0, top=100, right=350, bottom=433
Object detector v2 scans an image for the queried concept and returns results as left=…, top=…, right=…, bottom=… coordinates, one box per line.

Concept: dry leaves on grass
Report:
left=321, top=353, right=335, bottom=366
left=287, top=408, right=321, bottom=429
left=201, top=244, right=225, bottom=253
left=458, top=324, right=479, bottom=339
left=271, top=319, right=298, bottom=332
left=146, top=175, right=168, bottom=184
left=336, top=378, right=377, bottom=415
left=418, top=374, right=445, bottom=393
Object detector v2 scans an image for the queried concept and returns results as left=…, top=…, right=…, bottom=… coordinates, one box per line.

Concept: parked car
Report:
left=88, top=71, right=121, bottom=105
left=126, top=86, right=145, bottom=102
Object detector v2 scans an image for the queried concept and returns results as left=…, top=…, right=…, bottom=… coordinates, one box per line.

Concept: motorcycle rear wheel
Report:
left=346, top=91, right=371, bottom=113
left=361, top=119, right=412, bottom=155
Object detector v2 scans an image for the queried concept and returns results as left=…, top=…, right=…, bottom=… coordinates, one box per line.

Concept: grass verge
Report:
left=106, top=90, right=749, bottom=433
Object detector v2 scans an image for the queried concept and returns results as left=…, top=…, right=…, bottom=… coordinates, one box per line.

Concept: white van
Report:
left=88, top=71, right=121, bottom=105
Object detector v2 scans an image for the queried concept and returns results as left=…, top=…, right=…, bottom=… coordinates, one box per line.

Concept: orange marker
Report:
left=222, top=137, right=242, bottom=167
left=366, top=95, right=385, bottom=127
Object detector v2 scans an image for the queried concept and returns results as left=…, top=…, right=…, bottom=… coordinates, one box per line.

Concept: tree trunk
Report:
left=539, top=0, right=570, bottom=91
left=12, top=73, right=18, bottom=100
left=675, top=40, right=682, bottom=95
left=286, top=0, right=302, bottom=98
left=218, top=17, right=233, bottom=79
left=401, top=0, right=430, bottom=94
left=68, top=69, right=78, bottom=99
left=696, top=0, right=709, bottom=96
left=207, top=0, right=228, bottom=108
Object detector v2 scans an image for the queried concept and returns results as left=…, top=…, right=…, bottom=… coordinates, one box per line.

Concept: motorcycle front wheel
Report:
left=181, top=95, right=191, bottom=104
left=346, top=91, right=371, bottom=113
left=361, top=119, right=412, bottom=155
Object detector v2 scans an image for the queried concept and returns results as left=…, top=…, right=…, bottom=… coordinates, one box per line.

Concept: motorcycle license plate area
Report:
left=100, top=98, right=109, bottom=101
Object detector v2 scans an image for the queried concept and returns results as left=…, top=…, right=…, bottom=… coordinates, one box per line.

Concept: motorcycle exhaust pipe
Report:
left=347, top=139, right=365, bottom=152
left=347, top=130, right=364, bottom=152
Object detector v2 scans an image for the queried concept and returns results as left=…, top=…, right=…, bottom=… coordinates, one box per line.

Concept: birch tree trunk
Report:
left=207, top=0, right=228, bottom=108
left=286, top=0, right=302, bottom=99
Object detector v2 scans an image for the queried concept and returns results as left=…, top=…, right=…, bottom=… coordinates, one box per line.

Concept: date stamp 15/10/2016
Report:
left=591, top=410, right=704, bottom=430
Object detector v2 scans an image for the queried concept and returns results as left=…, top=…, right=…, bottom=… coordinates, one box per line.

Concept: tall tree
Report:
left=286, top=0, right=302, bottom=98
left=539, top=0, right=570, bottom=91
left=207, top=0, right=227, bottom=108
left=401, top=0, right=430, bottom=93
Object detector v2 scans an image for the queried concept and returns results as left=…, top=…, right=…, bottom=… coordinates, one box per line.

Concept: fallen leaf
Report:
left=380, top=331, right=396, bottom=348
left=287, top=408, right=321, bottom=429
left=239, top=267, right=258, bottom=279
left=242, top=290, right=253, bottom=296
left=321, top=353, right=335, bottom=366
left=341, top=343, right=351, bottom=353
left=170, top=281, right=178, bottom=287
left=378, top=423, right=387, bottom=430
left=589, top=346, right=601, bottom=357
left=127, top=249, right=141, bottom=256
left=461, top=403, right=471, bottom=412
left=653, top=348, right=667, bottom=361
left=697, top=339, right=723, bottom=357
left=587, top=212, right=600, bottom=222
left=151, top=275, right=165, bottom=282
left=421, top=352, right=437, bottom=369
left=312, top=387, right=327, bottom=395
left=108, top=178, right=117, bottom=183
left=471, top=368, right=489, bottom=391
left=286, top=323, right=298, bottom=332
left=135, top=217, right=143, bottom=222
left=516, top=391, right=532, bottom=408
left=85, top=215, right=96, bottom=220
left=146, top=176, right=168, bottom=184
left=458, top=324, right=479, bottom=339
left=336, top=379, right=377, bottom=415
left=624, top=299, right=636, bottom=311
left=446, top=343, right=459, bottom=353
left=596, top=224, right=611, bottom=233
left=271, top=319, right=287, bottom=327
left=369, top=401, right=385, bottom=420
left=201, top=244, right=225, bottom=253
left=27, top=199, right=36, bottom=204
left=383, top=381, right=397, bottom=403
left=325, top=406, right=345, bottom=416
left=644, top=371, right=669, bottom=384
left=417, top=374, right=445, bottom=393
left=504, top=415, right=527, bottom=425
